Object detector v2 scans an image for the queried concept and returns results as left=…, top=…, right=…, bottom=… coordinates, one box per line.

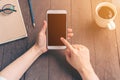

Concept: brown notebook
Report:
left=0, top=0, right=27, bottom=44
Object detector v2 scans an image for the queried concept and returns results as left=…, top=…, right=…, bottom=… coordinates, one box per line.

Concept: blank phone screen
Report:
left=48, top=14, right=66, bottom=46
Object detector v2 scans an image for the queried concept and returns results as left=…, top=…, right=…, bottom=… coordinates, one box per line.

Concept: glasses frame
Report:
left=0, top=4, right=17, bottom=14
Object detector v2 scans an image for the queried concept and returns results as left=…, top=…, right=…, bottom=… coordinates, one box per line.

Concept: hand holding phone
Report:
left=47, top=10, right=67, bottom=49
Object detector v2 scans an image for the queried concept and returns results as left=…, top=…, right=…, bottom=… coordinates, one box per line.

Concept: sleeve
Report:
left=0, top=76, right=6, bottom=80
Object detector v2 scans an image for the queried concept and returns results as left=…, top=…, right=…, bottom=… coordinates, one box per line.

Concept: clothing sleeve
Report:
left=0, top=76, right=6, bottom=80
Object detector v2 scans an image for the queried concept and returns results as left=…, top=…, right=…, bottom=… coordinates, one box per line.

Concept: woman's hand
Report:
left=34, top=21, right=47, bottom=54
left=61, top=38, right=90, bottom=72
left=60, top=38, right=99, bottom=80
left=34, top=20, right=74, bottom=55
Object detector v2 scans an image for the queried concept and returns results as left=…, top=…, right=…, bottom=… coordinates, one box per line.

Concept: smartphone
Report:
left=47, top=10, right=67, bottom=49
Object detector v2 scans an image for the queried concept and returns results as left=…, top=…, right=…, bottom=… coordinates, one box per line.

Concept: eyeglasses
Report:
left=0, top=4, right=17, bottom=14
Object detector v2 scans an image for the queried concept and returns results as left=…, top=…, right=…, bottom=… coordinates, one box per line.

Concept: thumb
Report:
left=41, top=20, right=47, bottom=33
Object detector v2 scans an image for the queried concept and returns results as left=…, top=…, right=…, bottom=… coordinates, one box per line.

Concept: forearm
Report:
left=0, top=45, right=42, bottom=80
left=78, top=63, right=99, bottom=80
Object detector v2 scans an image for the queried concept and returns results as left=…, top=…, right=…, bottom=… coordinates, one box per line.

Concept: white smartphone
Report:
left=47, top=10, right=67, bottom=49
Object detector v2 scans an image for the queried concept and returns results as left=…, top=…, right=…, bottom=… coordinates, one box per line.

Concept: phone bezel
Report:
left=47, top=10, right=67, bottom=50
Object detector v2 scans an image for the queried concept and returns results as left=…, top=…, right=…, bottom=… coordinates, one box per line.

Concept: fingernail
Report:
left=60, top=37, right=63, bottom=40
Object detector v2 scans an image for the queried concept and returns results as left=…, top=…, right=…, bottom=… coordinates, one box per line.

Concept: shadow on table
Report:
left=48, top=50, right=82, bottom=80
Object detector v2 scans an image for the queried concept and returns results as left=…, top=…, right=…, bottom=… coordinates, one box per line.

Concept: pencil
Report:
left=28, top=0, right=35, bottom=27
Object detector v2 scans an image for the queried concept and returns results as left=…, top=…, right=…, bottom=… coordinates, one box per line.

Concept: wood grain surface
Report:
left=0, top=0, right=120, bottom=80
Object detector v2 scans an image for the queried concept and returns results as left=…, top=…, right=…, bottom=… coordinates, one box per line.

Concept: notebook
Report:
left=0, top=0, right=27, bottom=44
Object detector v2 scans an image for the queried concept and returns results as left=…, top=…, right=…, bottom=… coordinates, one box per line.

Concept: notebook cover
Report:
left=0, top=0, right=27, bottom=44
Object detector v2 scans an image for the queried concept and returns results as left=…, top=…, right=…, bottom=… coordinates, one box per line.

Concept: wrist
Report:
left=32, top=44, right=43, bottom=55
left=78, top=63, right=99, bottom=80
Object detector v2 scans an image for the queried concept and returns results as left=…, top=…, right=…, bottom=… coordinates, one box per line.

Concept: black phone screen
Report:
left=48, top=14, right=66, bottom=46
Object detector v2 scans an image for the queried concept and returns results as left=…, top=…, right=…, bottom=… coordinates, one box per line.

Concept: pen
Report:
left=28, top=0, right=35, bottom=27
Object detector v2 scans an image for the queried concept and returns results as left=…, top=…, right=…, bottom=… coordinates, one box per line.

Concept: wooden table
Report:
left=0, top=0, right=120, bottom=80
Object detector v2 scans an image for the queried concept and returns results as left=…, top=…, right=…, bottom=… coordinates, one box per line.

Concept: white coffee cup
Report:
left=95, top=2, right=117, bottom=30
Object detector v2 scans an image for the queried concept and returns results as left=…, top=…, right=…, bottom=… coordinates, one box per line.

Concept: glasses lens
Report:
left=2, top=4, right=16, bottom=14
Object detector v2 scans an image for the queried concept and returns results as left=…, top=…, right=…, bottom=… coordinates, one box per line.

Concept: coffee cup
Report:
left=95, top=2, right=117, bottom=30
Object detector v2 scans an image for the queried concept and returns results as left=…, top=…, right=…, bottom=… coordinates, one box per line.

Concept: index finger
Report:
left=60, top=37, right=74, bottom=50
